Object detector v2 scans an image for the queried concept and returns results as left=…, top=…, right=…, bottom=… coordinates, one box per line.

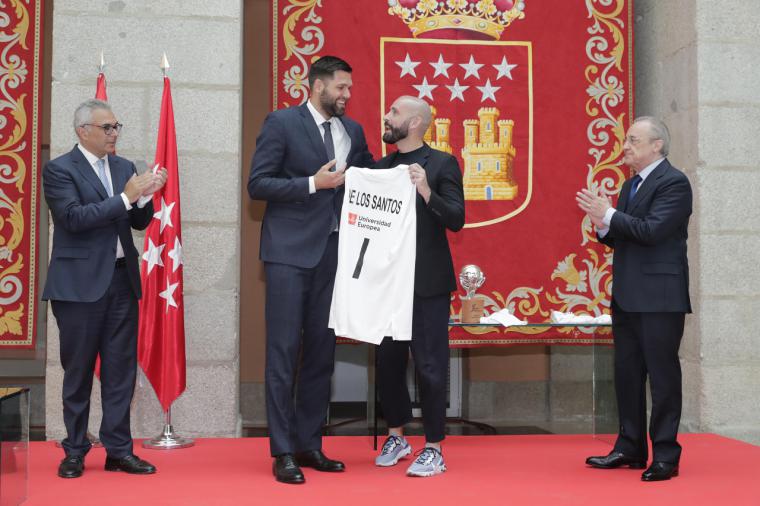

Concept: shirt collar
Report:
left=306, top=100, right=332, bottom=127
left=637, top=157, right=664, bottom=182
left=77, top=143, right=106, bottom=166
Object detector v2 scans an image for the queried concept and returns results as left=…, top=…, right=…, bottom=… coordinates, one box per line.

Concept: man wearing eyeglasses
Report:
left=42, top=99, right=168, bottom=479
left=576, top=116, right=692, bottom=482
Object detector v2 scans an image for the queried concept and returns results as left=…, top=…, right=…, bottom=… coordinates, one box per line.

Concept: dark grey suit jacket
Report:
left=42, top=146, right=153, bottom=302
left=599, top=158, right=692, bottom=313
left=248, top=103, right=374, bottom=268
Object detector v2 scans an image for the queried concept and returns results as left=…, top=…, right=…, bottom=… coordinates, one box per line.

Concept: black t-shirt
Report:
left=391, top=145, right=427, bottom=167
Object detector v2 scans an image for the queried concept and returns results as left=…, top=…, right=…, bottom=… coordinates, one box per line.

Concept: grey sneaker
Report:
left=375, top=435, right=412, bottom=467
left=406, top=447, right=446, bottom=477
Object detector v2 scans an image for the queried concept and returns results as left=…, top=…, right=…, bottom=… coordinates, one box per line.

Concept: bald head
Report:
left=383, top=95, right=432, bottom=148
left=396, top=95, right=432, bottom=131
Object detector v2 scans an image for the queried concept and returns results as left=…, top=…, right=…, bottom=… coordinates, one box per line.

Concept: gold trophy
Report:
left=459, top=264, right=485, bottom=324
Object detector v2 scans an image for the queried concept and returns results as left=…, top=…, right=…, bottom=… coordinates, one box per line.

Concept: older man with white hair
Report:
left=43, top=99, right=167, bottom=478
left=577, top=116, right=692, bottom=482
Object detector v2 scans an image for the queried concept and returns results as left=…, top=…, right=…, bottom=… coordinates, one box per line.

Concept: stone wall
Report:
left=634, top=0, right=760, bottom=444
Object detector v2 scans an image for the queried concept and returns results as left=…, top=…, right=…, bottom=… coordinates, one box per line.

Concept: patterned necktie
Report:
left=96, top=158, right=113, bottom=197
left=322, top=121, right=335, bottom=161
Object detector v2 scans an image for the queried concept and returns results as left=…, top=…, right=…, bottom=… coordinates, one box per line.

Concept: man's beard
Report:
left=382, top=120, right=410, bottom=144
left=320, top=90, right=345, bottom=117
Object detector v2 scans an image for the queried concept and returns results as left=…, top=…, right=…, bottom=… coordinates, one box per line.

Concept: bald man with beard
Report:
left=371, top=96, right=465, bottom=477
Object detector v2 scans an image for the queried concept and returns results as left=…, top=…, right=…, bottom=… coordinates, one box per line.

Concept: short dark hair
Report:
left=308, top=56, right=352, bottom=88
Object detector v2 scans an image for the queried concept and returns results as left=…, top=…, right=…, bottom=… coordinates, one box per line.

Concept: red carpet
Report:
left=19, top=434, right=760, bottom=505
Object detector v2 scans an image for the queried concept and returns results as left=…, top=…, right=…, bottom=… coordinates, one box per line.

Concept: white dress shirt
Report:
left=306, top=100, right=351, bottom=194
left=77, top=144, right=151, bottom=259
left=597, top=157, right=664, bottom=237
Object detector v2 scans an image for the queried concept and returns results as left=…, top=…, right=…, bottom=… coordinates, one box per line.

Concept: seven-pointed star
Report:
left=413, top=76, right=438, bottom=100
left=429, top=54, right=453, bottom=78
left=159, top=279, right=179, bottom=310
left=459, top=55, right=484, bottom=80
left=446, top=78, right=469, bottom=101
left=153, top=197, right=175, bottom=233
left=493, top=55, right=518, bottom=80
left=395, top=53, right=421, bottom=78
left=477, top=78, right=501, bottom=102
left=168, top=237, right=183, bottom=273
left=142, top=238, right=165, bottom=274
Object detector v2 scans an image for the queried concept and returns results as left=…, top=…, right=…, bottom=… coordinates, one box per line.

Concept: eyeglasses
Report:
left=81, top=122, right=123, bottom=135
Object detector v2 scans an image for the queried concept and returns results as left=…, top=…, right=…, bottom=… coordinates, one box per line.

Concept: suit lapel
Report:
left=108, top=155, right=128, bottom=194
left=299, top=104, right=329, bottom=166
left=72, top=145, right=109, bottom=199
left=628, top=160, right=668, bottom=213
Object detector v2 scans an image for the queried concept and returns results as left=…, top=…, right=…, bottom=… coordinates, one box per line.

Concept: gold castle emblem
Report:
left=425, top=106, right=517, bottom=201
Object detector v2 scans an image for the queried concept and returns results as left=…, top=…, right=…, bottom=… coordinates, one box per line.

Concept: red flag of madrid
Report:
left=138, top=76, right=186, bottom=411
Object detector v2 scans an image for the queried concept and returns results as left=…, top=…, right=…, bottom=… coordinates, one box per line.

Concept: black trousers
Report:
left=377, top=294, right=450, bottom=443
left=611, top=300, right=685, bottom=464
left=263, top=233, right=338, bottom=456
left=51, top=265, right=137, bottom=459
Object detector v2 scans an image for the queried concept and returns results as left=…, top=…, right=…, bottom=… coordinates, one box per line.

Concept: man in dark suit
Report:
left=43, top=99, right=167, bottom=478
left=372, top=96, right=464, bottom=477
left=248, top=56, right=374, bottom=484
left=577, top=116, right=692, bottom=482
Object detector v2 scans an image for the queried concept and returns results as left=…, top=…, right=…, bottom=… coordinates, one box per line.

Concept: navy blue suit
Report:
left=43, top=146, right=153, bottom=458
left=248, top=103, right=373, bottom=456
left=599, top=158, right=692, bottom=464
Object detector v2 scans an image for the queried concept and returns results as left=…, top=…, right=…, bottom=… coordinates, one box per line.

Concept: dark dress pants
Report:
left=264, top=233, right=338, bottom=456
left=611, top=299, right=685, bottom=464
left=51, top=265, right=138, bottom=459
left=377, top=294, right=450, bottom=443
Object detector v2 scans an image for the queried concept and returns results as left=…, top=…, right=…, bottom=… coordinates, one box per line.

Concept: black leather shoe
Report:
left=642, top=461, right=679, bottom=481
left=58, top=455, right=85, bottom=478
left=104, top=454, right=157, bottom=474
left=273, top=454, right=305, bottom=484
left=586, top=451, right=646, bottom=469
left=294, top=449, right=345, bottom=472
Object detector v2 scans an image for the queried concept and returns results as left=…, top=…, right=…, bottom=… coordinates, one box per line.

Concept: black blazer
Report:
left=42, top=146, right=153, bottom=302
left=374, top=144, right=465, bottom=297
left=599, top=158, right=692, bottom=313
left=248, top=103, right=374, bottom=268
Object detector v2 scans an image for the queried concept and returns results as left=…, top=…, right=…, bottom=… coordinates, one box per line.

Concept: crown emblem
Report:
left=388, top=0, right=526, bottom=40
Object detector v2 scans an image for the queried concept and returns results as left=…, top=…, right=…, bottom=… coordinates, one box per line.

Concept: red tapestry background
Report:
left=272, top=0, right=633, bottom=345
left=0, top=0, right=43, bottom=348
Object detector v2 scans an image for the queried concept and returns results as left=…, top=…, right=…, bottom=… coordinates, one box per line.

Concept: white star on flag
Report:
left=395, top=53, right=421, bottom=78
left=460, top=55, right=484, bottom=80
left=446, top=78, right=469, bottom=102
left=493, top=55, right=518, bottom=80
left=429, top=54, right=453, bottom=78
left=159, top=279, right=179, bottom=311
left=167, top=237, right=183, bottom=273
left=153, top=197, right=175, bottom=233
left=477, top=79, right=501, bottom=102
left=142, top=238, right=165, bottom=274
left=413, top=76, right=438, bottom=100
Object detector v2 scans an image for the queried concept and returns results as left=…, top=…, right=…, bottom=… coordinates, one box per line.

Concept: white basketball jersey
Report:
left=329, top=165, right=417, bottom=345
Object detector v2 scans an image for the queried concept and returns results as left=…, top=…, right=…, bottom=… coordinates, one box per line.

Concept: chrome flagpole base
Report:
left=142, top=423, right=194, bottom=450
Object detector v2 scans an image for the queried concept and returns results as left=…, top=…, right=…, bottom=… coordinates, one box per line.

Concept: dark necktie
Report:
left=322, top=121, right=335, bottom=161
left=625, top=174, right=642, bottom=210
